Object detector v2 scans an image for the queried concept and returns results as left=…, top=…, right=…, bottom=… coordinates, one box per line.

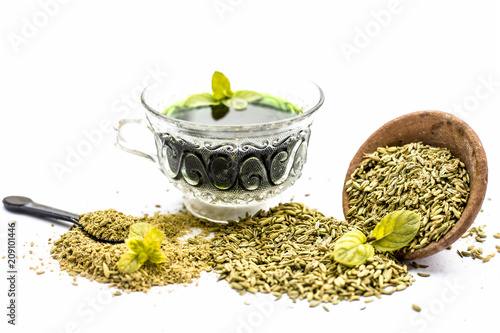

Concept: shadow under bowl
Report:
left=342, top=110, right=488, bottom=260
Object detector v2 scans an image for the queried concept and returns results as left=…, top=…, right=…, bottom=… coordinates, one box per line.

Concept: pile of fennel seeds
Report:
left=210, top=202, right=413, bottom=306
left=346, top=142, right=470, bottom=253
left=50, top=204, right=414, bottom=305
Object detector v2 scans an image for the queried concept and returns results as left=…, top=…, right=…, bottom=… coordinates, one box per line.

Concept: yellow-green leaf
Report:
left=117, top=252, right=142, bottom=274
left=222, top=97, right=248, bottom=110
left=184, top=93, right=219, bottom=108
left=333, top=229, right=374, bottom=267
left=148, top=247, right=167, bottom=264
left=212, top=71, right=234, bottom=100
left=126, top=237, right=146, bottom=254
left=144, top=227, right=164, bottom=249
left=255, top=94, right=303, bottom=113
left=128, top=222, right=152, bottom=240
left=233, top=90, right=262, bottom=103
left=370, top=211, right=421, bottom=252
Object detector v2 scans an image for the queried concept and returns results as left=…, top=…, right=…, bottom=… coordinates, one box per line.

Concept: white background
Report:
left=1, top=1, right=499, bottom=332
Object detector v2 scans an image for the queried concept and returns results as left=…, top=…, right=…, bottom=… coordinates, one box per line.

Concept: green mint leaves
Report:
left=117, top=222, right=167, bottom=274
left=162, top=71, right=302, bottom=119
left=212, top=71, right=262, bottom=110
left=180, top=71, right=262, bottom=111
left=333, top=230, right=375, bottom=267
left=333, top=211, right=421, bottom=267
left=370, top=210, right=421, bottom=252
left=212, top=71, right=234, bottom=100
left=184, top=93, right=218, bottom=109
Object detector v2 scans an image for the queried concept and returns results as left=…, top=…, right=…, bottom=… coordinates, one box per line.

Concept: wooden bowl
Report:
left=342, top=110, right=488, bottom=260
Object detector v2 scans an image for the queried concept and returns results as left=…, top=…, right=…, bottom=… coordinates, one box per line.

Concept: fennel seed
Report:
left=346, top=142, right=470, bottom=253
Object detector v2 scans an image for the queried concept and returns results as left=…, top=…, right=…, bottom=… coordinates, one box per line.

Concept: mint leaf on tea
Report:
left=254, top=94, right=302, bottom=113
left=211, top=104, right=230, bottom=120
left=370, top=211, right=421, bottom=252
left=222, top=97, right=248, bottom=110
left=233, top=90, right=263, bottom=103
left=212, top=71, right=234, bottom=100
left=185, top=93, right=219, bottom=108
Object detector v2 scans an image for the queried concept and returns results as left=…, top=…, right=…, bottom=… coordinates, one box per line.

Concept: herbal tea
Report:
left=164, top=102, right=300, bottom=126
left=154, top=71, right=310, bottom=200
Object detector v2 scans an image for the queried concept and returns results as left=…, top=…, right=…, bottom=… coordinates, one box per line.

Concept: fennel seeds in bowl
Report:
left=345, top=142, right=470, bottom=253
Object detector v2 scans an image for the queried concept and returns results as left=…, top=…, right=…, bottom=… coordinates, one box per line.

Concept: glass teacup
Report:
left=116, top=73, right=324, bottom=222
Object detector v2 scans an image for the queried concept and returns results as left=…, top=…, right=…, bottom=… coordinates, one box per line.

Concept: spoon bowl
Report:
left=2, top=196, right=125, bottom=244
left=342, top=110, right=488, bottom=260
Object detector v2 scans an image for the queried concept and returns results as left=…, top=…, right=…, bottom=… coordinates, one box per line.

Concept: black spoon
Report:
left=2, top=196, right=124, bottom=244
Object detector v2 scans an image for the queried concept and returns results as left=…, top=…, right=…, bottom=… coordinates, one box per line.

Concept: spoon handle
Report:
left=2, top=196, right=81, bottom=224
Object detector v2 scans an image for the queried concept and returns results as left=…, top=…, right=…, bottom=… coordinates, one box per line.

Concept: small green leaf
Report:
left=333, top=229, right=374, bottom=267
left=211, top=104, right=229, bottom=120
left=370, top=211, right=421, bottom=252
left=222, top=97, right=248, bottom=110
left=118, top=223, right=167, bottom=274
left=126, top=237, right=146, bottom=254
left=212, top=71, right=234, bottom=100
left=128, top=222, right=151, bottom=240
left=148, top=247, right=168, bottom=264
left=233, top=90, right=263, bottom=103
left=184, top=93, right=219, bottom=108
left=144, top=227, right=164, bottom=249
left=254, top=94, right=302, bottom=113
left=117, top=252, right=143, bottom=274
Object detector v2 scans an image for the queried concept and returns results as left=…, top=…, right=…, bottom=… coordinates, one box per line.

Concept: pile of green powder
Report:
left=50, top=203, right=414, bottom=306
left=78, top=209, right=137, bottom=242
left=51, top=211, right=215, bottom=292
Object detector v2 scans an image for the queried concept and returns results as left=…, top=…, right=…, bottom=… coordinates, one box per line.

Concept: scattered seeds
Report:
left=482, top=253, right=495, bottom=263
left=412, top=261, right=420, bottom=268
left=417, top=273, right=430, bottom=277
left=412, top=304, right=421, bottom=312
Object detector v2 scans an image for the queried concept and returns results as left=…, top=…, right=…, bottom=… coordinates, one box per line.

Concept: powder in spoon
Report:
left=78, top=209, right=137, bottom=242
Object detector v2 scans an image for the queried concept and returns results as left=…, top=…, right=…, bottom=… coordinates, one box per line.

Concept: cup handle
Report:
left=115, top=118, right=158, bottom=163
